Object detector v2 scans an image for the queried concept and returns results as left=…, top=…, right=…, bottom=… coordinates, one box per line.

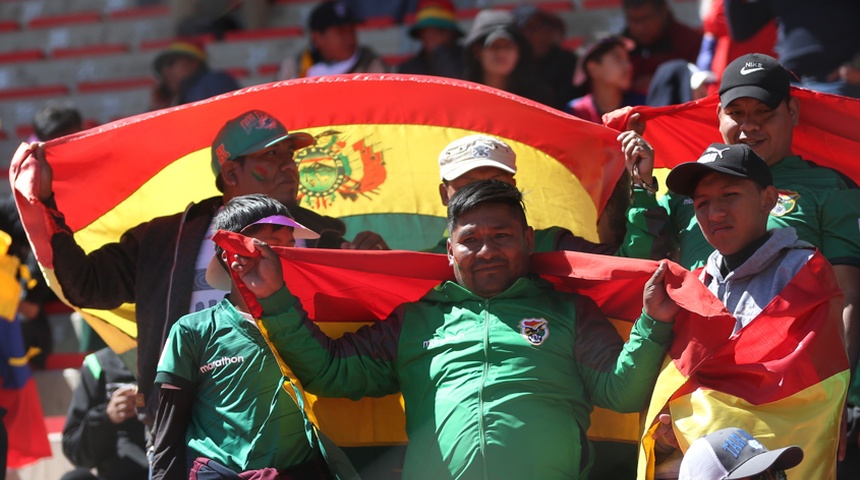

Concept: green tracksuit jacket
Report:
left=258, top=276, right=672, bottom=480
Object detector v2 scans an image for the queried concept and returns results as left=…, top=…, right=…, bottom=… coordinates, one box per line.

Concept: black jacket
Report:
left=62, top=348, right=147, bottom=480
left=48, top=196, right=347, bottom=423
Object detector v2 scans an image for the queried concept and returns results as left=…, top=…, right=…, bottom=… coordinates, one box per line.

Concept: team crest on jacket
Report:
left=295, top=130, right=386, bottom=209
left=519, top=318, right=549, bottom=346
left=771, top=190, right=799, bottom=217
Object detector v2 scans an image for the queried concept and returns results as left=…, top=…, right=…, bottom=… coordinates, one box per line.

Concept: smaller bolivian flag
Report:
left=603, top=86, right=860, bottom=185
left=638, top=251, right=848, bottom=480
left=213, top=231, right=732, bottom=450
left=0, top=230, right=52, bottom=468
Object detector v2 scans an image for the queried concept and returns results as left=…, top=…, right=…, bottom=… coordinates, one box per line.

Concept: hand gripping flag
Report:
left=603, top=86, right=860, bottom=185
left=0, top=230, right=51, bottom=468
left=9, top=75, right=626, bottom=446
left=215, top=232, right=848, bottom=480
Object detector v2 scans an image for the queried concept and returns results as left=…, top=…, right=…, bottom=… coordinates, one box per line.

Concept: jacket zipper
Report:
left=479, top=297, right=490, bottom=479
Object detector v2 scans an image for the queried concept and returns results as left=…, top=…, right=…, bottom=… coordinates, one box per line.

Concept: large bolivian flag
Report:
left=0, top=230, right=51, bottom=468
left=10, top=75, right=627, bottom=446
left=603, top=86, right=860, bottom=184
left=638, top=252, right=848, bottom=480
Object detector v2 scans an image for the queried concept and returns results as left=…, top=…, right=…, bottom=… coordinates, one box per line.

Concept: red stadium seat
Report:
left=77, top=77, right=155, bottom=93
left=51, top=44, right=129, bottom=59
left=107, top=4, right=171, bottom=20
left=583, top=0, right=622, bottom=9
left=358, top=16, right=395, bottom=30
left=224, top=26, right=303, bottom=42
left=382, top=54, right=411, bottom=67
left=0, top=85, right=69, bottom=101
left=257, top=63, right=281, bottom=76
left=27, top=11, right=102, bottom=29
left=0, top=50, right=45, bottom=64
left=0, top=20, right=20, bottom=33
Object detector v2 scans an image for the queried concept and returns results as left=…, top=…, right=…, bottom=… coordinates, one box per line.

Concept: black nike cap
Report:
left=719, top=53, right=793, bottom=109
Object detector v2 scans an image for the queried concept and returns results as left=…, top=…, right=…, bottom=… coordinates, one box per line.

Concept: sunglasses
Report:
left=748, top=470, right=787, bottom=480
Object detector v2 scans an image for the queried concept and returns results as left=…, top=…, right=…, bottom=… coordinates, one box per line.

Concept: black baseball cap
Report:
left=666, top=143, right=773, bottom=197
left=719, top=53, right=793, bottom=109
left=309, top=1, right=361, bottom=32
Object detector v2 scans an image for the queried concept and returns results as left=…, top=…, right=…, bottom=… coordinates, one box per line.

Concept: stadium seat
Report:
left=27, top=11, right=102, bottom=29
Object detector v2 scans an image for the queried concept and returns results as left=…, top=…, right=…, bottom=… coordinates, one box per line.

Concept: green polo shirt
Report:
left=156, top=299, right=313, bottom=472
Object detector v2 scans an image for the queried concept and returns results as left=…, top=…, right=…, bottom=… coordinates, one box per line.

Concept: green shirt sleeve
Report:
left=818, top=187, right=860, bottom=267
left=617, top=188, right=672, bottom=260
left=573, top=294, right=673, bottom=413
left=155, top=317, right=199, bottom=391
left=257, top=287, right=401, bottom=400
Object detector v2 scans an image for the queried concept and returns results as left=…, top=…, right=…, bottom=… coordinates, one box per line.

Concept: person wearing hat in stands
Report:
left=152, top=193, right=344, bottom=479
left=277, top=0, right=387, bottom=80
left=28, top=110, right=389, bottom=437
left=512, top=5, right=581, bottom=110
left=424, top=134, right=668, bottom=258
left=463, top=10, right=554, bottom=107
left=679, top=428, right=803, bottom=480
left=150, top=41, right=240, bottom=109
left=566, top=36, right=644, bottom=124
left=643, top=142, right=847, bottom=479
left=231, top=178, right=677, bottom=479
left=619, top=52, right=860, bottom=389
left=397, top=0, right=464, bottom=79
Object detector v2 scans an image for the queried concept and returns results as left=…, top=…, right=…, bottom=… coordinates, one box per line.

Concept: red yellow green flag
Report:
left=603, top=87, right=860, bottom=185
left=10, top=75, right=627, bottom=446
left=638, top=252, right=848, bottom=479
left=0, top=231, right=51, bottom=468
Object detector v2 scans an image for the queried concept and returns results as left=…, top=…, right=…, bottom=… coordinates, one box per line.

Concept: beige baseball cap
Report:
left=438, top=134, right=517, bottom=181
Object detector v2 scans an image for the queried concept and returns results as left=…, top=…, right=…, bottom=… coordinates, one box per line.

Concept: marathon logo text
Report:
left=200, top=355, right=245, bottom=373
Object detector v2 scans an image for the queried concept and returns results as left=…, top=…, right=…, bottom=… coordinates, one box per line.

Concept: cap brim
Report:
left=726, top=446, right=804, bottom=479
left=441, top=159, right=516, bottom=181
left=264, top=132, right=314, bottom=151
left=665, top=161, right=751, bottom=197
left=720, top=85, right=783, bottom=110
left=205, top=255, right=233, bottom=291
left=241, top=215, right=320, bottom=240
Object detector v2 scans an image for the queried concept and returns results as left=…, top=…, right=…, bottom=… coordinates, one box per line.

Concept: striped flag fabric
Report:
left=10, top=74, right=628, bottom=446
left=603, top=86, right=860, bottom=185
left=639, top=252, right=848, bottom=479
left=0, top=230, right=51, bottom=468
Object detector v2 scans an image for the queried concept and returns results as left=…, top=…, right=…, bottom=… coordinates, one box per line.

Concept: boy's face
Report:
left=587, top=45, right=632, bottom=91
left=692, top=172, right=777, bottom=256
left=243, top=224, right=296, bottom=248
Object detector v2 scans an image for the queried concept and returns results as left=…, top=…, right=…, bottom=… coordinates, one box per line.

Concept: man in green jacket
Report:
left=232, top=180, right=678, bottom=479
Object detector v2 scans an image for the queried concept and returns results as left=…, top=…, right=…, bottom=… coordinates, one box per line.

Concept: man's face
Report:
left=623, top=3, right=668, bottom=47
left=693, top=172, right=776, bottom=256
left=718, top=97, right=799, bottom=166
left=439, top=166, right=516, bottom=206
left=312, top=24, right=358, bottom=62
left=231, top=141, right=300, bottom=207
left=447, top=202, right=533, bottom=298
